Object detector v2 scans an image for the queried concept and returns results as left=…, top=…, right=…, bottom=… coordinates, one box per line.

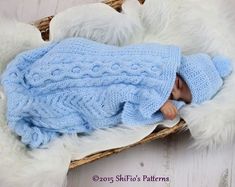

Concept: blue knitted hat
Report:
left=178, top=54, right=232, bottom=104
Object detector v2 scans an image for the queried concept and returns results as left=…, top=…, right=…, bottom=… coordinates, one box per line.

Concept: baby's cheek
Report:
left=172, top=88, right=181, bottom=100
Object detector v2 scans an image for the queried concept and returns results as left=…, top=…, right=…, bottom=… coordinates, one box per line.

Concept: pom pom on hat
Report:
left=212, top=55, right=233, bottom=78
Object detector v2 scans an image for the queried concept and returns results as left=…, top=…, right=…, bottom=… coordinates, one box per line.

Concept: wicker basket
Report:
left=33, top=0, right=186, bottom=170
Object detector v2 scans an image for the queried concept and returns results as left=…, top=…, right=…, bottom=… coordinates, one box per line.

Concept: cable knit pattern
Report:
left=1, top=38, right=183, bottom=148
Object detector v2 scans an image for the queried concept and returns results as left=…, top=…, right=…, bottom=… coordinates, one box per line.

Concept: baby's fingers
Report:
left=163, top=108, right=176, bottom=120
left=172, top=105, right=178, bottom=115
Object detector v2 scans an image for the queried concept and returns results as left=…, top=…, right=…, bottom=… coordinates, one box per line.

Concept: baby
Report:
left=160, top=74, right=191, bottom=120
left=161, top=55, right=232, bottom=120
left=1, top=38, right=232, bottom=148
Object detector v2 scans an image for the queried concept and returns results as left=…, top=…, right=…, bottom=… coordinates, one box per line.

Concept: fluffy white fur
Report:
left=0, top=18, right=46, bottom=73
left=1, top=0, right=235, bottom=186
left=50, top=0, right=235, bottom=149
left=0, top=18, right=70, bottom=187
left=50, top=3, right=143, bottom=45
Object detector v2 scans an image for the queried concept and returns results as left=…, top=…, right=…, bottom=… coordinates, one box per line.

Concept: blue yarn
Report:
left=1, top=38, right=232, bottom=148
left=179, top=54, right=232, bottom=104
left=1, top=38, right=183, bottom=148
left=212, top=55, right=233, bottom=78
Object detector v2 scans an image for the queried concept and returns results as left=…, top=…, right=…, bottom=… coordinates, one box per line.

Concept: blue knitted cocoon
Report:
left=1, top=38, right=186, bottom=148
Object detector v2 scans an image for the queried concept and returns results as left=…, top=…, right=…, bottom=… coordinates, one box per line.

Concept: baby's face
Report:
left=170, top=75, right=192, bottom=103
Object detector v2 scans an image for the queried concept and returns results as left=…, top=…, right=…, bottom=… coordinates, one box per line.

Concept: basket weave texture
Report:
left=33, top=0, right=186, bottom=170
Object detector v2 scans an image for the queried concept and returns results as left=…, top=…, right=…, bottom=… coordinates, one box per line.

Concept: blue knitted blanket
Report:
left=1, top=38, right=184, bottom=148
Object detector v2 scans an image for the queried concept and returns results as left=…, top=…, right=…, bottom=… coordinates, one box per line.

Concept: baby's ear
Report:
left=212, top=55, right=233, bottom=78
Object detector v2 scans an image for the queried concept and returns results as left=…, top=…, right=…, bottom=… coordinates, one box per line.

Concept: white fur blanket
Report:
left=1, top=0, right=235, bottom=186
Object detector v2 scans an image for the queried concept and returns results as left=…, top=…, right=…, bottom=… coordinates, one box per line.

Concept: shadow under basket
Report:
left=33, top=0, right=186, bottom=170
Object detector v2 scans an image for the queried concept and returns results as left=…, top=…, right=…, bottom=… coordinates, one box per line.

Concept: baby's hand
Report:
left=160, top=100, right=178, bottom=120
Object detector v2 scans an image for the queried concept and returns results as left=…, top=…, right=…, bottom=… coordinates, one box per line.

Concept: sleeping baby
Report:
left=1, top=37, right=232, bottom=148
